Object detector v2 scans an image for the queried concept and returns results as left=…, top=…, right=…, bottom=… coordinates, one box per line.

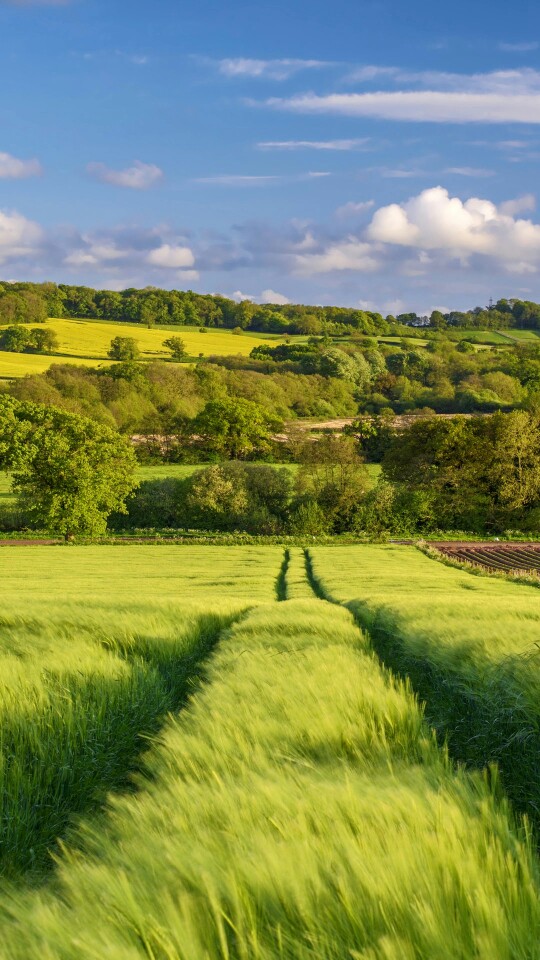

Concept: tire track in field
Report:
left=304, top=545, right=540, bottom=839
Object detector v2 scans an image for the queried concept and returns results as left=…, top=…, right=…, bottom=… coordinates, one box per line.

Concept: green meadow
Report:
left=310, top=544, right=540, bottom=828
left=0, top=544, right=540, bottom=956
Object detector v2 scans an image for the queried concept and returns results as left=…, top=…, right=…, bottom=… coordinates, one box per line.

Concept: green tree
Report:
left=183, top=465, right=250, bottom=530
left=27, top=328, right=59, bottom=354
left=0, top=397, right=137, bottom=539
left=295, top=434, right=368, bottom=532
left=108, top=337, right=140, bottom=362
left=0, top=326, right=32, bottom=352
left=192, top=397, right=281, bottom=459
left=162, top=336, right=187, bottom=361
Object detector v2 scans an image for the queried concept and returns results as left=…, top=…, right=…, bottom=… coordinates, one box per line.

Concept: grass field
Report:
left=0, top=318, right=277, bottom=379
left=1, top=545, right=540, bottom=957
left=309, top=544, right=540, bottom=827
left=0, top=546, right=280, bottom=878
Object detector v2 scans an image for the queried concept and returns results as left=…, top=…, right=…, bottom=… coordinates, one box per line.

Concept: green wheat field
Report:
left=1, top=543, right=540, bottom=958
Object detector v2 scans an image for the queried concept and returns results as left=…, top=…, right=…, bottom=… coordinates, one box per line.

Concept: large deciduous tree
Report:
left=192, top=397, right=281, bottom=459
left=108, top=337, right=140, bottom=362
left=0, top=397, right=137, bottom=539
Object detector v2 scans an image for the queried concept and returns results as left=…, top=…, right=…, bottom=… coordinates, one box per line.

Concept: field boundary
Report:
left=418, top=540, right=540, bottom=588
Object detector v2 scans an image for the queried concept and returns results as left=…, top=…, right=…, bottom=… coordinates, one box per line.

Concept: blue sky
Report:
left=1, top=0, right=540, bottom=313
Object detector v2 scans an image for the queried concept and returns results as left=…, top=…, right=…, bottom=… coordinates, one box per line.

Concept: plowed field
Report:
left=435, top=541, right=540, bottom=574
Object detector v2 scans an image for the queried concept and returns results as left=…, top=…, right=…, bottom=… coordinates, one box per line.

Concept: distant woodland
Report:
left=3, top=280, right=540, bottom=334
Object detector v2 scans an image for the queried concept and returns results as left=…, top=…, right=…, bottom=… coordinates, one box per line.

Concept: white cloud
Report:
left=335, top=200, right=375, bottom=218
left=257, top=138, right=369, bottom=151
left=87, top=160, right=163, bottom=189
left=260, top=289, right=290, bottom=304
left=266, top=89, right=540, bottom=123
left=0, top=152, right=42, bottom=178
left=264, top=69, right=540, bottom=124
left=358, top=298, right=409, bottom=314
left=344, top=67, right=540, bottom=94
left=147, top=244, right=195, bottom=268
left=231, top=290, right=256, bottom=302
left=0, top=209, right=42, bottom=261
left=366, top=186, right=540, bottom=268
left=293, top=239, right=379, bottom=276
left=215, top=58, right=330, bottom=80
left=499, top=194, right=536, bottom=215
left=230, top=288, right=290, bottom=304
left=64, top=242, right=127, bottom=267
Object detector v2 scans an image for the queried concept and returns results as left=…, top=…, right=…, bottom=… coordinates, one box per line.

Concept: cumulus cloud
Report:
left=367, top=186, right=540, bottom=270
left=215, top=58, right=331, bottom=80
left=87, top=160, right=163, bottom=189
left=0, top=209, right=42, bottom=262
left=260, top=289, right=290, bottom=304
left=0, top=152, right=42, bottom=178
left=147, top=244, right=196, bottom=269
left=230, top=289, right=290, bottom=304
left=257, top=138, right=369, bottom=151
left=293, top=239, right=379, bottom=276
left=499, top=194, right=536, bottom=216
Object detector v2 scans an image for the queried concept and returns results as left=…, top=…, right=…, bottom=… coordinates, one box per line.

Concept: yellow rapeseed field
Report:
left=0, top=318, right=275, bottom=378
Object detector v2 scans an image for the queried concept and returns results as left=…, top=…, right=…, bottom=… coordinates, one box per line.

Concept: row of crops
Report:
left=435, top=541, right=540, bottom=575
left=1, top=545, right=540, bottom=956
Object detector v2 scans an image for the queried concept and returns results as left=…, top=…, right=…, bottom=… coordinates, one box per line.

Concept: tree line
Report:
left=4, top=279, right=540, bottom=334
left=108, top=413, right=540, bottom=538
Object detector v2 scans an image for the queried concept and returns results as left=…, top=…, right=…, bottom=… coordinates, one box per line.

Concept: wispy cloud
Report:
left=0, top=152, right=42, bottom=178
left=193, top=172, right=330, bottom=186
left=86, top=160, right=163, bottom=189
left=256, top=138, right=369, bottom=151
left=261, top=68, right=540, bottom=124
left=335, top=200, right=375, bottom=218
left=342, top=67, right=540, bottom=93
left=213, top=57, right=332, bottom=80
left=380, top=167, right=428, bottom=178
left=194, top=174, right=281, bottom=186
left=444, top=166, right=495, bottom=177
left=79, top=49, right=149, bottom=66
left=266, top=89, right=540, bottom=124
left=499, top=41, right=539, bottom=52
